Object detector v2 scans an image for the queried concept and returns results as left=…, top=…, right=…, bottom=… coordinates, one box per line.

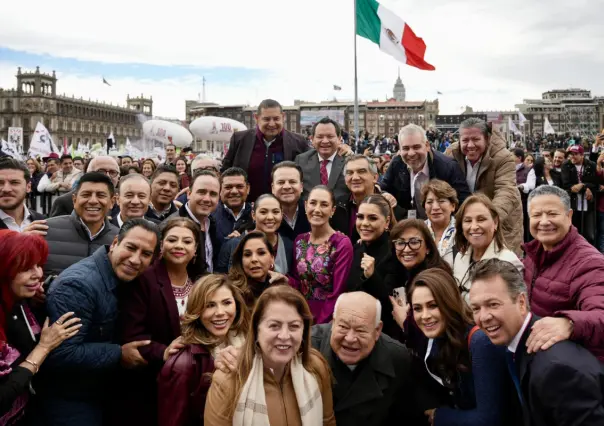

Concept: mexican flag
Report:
left=356, top=0, right=435, bottom=70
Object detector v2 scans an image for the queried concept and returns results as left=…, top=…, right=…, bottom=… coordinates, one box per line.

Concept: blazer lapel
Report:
left=240, top=131, right=256, bottom=171
left=156, top=261, right=182, bottom=337
left=328, top=155, right=344, bottom=189
left=283, top=131, right=294, bottom=161
left=308, top=153, right=321, bottom=187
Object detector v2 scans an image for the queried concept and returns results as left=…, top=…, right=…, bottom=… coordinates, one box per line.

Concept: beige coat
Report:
left=449, top=128, right=523, bottom=255
left=204, top=351, right=336, bottom=426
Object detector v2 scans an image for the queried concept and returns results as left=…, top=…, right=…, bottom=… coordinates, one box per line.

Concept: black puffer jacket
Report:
left=43, top=211, right=118, bottom=277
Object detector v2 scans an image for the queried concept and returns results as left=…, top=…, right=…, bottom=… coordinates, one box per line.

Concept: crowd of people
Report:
left=0, top=98, right=603, bottom=426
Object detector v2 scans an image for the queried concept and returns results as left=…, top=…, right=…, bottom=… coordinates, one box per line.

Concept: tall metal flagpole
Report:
left=353, top=0, right=359, bottom=143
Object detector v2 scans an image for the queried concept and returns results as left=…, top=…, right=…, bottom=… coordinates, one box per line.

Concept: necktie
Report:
left=320, top=159, right=329, bottom=185
left=506, top=350, right=523, bottom=405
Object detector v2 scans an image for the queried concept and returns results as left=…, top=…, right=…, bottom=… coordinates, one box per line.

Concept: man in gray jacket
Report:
left=44, top=172, right=119, bottom=277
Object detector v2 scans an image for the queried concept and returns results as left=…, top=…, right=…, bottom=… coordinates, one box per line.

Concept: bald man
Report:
left=49, top=156, right=121, bottom=218
left=310, top=292, right=424, bottom=426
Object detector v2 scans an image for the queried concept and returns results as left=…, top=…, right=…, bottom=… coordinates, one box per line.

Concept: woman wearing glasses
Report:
left=453, top=194, right=523, bottom=303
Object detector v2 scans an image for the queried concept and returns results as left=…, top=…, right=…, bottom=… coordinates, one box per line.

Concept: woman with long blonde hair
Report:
left=204, top=285, right=336, bottom=426
left=158, top=274, right=249, bottom=426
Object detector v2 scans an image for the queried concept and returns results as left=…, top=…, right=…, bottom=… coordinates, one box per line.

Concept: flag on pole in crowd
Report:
left=356, top=0, right=435, bottom=70
left=28, top=122, right=59, bottom=158
left=437, top=91, right=443, bottom=95
left=544, top=117, right=556, bottom=135
left=508, top=117, right=521, bottom=135
left=333, top=85, right=342, bottom=91
left=102, top=77, right=111, bottom=86
left=518, top=111, right=527, bottom=127
left=77, top=141, right=87, bottom=153
left=63, top=137, right=69, bottom=155
left=106, top=132, right=115, bottom=154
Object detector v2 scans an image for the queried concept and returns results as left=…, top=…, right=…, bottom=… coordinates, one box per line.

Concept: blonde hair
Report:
left=180, top=274, right=250, bottom=347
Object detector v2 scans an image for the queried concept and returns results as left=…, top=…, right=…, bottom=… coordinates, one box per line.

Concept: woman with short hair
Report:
left=421, top=179, right=458, bottom=267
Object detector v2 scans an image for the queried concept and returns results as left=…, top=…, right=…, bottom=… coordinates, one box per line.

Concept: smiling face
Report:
left=255, top=107, right=284, bottom=140
left=73, top=182, right=113, bottom=227
left=524, top=155, right=534, bottom=168
left=26, top=160, right=37, bottom=175
left=356, top=203, right=389, bottom=243
left=175, top=159, right=187, bottom=174
left=393, top=227, right=428, bottom=270
left=201, top=285, right=237, bottom=338
left=528, top=194, right=572, bottom=251
left=305, top=188, right=335, bottom=228
left=411, top=286, right=445, bottom=339
left=312, top=123, right=340, bottom=159
left=253, top=197, right=282, bottom=235
left=118, top=177, right=151, bottom=220
left=460, top=127, right=488, bottom=163
left=0, top=169, right=29, bottom=211
left=61, top=158, right=73, bottom=174
left=424, top=191, right=455, bottom=228
left=220, top=175, right=249, bottom=212
left=344, top=158, right=377, bottom=199
left=188, top=175, right=220, bottom=219
left=242, top=238, right=273, bottom=281
left=142, top=162, right=154, bottom=177
left=272, top=167, right=303, bottom=206
left=257, top=300, right=304, bottom=371
left=553, top=151, right=565, bottom=168
left=469, top=275, right=528, bottom=346
left=400, top=132, right=429, bottom=173
left=462, top=202, right=498, bottom=254
left=151, top=172, right=179, bottom=207
left=12, top=265, right=43, bottom=300
left=161, top=226, right=197, bottom=267
left=109, top=227, right=157, bottom=281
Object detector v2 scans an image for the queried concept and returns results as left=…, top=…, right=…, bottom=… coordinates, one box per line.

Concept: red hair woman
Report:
left=0, top=230, right=81, bottom=425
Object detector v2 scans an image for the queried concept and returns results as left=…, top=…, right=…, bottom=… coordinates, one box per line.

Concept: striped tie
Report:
left=320, top=159, right=329, bottom=185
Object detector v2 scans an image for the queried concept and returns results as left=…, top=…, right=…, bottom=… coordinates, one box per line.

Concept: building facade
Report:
left=0, top=67, right=150, bottom=152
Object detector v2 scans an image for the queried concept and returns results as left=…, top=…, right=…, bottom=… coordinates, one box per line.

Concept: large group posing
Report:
left=0, top=98, right=603, bottom=426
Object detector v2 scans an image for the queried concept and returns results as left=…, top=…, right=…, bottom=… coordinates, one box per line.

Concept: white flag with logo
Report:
left=28, top=122, right=59, bottom=158
left=508, top=117, right=521, bottom=135
left=544, top=117, right=556, bottom=135
left=1, top=138, right=23, bottom=160
left=517, top=111, right=527, bottom=127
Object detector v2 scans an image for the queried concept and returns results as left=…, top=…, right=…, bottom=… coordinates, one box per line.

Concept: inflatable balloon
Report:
left=142, top=120, right=193, bottom=148
left=189, top=116, right=248, bottom=143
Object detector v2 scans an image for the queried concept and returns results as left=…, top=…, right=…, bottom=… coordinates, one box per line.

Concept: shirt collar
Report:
left=508, top=312, right=533, bottom=354
left=117, top=213, right=125, bottom=228
left=410, top=159, right=429, bottom=178
left=318, top=151, right=338, bottom=163
left=185, top=202, right=210, bottom=230
left=79, top=217, right=106, bottom=241
left=223, top=203, right=247, bottom=221
left=149, top=201, right=172, bottom=217
left=0, top=203, right=31, bottom=223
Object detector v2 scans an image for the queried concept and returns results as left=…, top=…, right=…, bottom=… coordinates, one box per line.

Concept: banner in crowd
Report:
left=544, top=117, right=557, bottom=135
left=28, top=122, right=59, bottom=158
left=1, top=138, right=23, bottom=160
left=8, top=127, right=23, bottom=154
left=300, top=110, right=345, bottom=127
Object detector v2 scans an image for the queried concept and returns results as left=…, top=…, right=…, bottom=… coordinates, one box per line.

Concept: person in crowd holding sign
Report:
left=380, top=124, right=469, bottom=219
left=392, top=268, right=509, bottom=426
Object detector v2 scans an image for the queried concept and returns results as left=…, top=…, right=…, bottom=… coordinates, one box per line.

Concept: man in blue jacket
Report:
left=380, top=124, right=470, bottom=219
left=40, top=218, right=161, bottom=426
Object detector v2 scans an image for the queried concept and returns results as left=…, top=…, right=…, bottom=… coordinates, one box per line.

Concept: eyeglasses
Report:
left=96, top=169, right=120, bottom=178
left=393, top=238, right=423, bottom=250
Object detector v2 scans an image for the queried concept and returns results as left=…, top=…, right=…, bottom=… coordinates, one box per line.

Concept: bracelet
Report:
left=24, top=359, right=39, bottom=374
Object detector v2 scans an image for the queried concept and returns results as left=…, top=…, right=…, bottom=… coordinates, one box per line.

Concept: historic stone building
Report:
left=0, top=66, right=151, bottom=151
left=393, top=69, right=406, bottom=102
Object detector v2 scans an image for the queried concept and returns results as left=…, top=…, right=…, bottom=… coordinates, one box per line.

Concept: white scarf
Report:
left=233, top=354, right=323, bottom=426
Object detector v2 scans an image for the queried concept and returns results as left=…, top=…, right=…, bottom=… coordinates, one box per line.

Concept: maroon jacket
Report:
left=157, top=344, right=214, bottom=426
left=523, top=226, right=604, bottom=361
left=115, top=260, right=182, bottom=426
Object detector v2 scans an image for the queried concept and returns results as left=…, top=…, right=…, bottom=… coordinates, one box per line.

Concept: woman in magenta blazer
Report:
left=115, top=217, right=200, bottom=426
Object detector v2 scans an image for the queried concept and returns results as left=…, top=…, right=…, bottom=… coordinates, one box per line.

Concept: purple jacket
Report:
left=523, top=226, right=604, bottom=361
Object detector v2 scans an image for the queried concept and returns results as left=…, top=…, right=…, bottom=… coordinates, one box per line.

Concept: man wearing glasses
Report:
left=49, top=156, right=121, bottom=218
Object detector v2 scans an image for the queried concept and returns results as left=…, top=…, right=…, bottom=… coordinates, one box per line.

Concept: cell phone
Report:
left=392, top=287, right=407, bottom=307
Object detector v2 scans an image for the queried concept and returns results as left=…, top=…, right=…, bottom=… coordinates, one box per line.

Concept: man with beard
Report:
left=553, top=149, right=566, bottom=172
left=211, top=167, right=252, bottom=245
left=0, top=158, right=46, bottom=233
left=222, top=99, right=309, bottom=201
left=168, top=170, right=220, bottom=280
left=145, top=165, right=179, bottom=222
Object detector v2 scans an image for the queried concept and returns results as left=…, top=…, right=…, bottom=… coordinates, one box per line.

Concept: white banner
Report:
left=28, top=122, right=60, bottom=158
left=1, top=138, right=23, bottom=160
left=300, top=110, right=345, bottom=127
left=8, top=127, right=23, bottom=154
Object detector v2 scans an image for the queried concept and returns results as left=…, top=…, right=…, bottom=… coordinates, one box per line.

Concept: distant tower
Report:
left=393, top=67, right=406, bottom=102
left=127, top=93, right=153, bottom=116
left=16, top=66, right=57, bottom=96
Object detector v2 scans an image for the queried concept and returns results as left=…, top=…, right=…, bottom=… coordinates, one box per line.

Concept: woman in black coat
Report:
left=0, top=230, right=80, bottom=425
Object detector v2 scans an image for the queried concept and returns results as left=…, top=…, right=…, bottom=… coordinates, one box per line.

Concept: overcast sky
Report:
left=1, top=0, right=603, bottom=119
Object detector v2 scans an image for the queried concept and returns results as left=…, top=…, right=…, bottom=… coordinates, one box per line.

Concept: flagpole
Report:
left=353, top=0, right=360, bottom=144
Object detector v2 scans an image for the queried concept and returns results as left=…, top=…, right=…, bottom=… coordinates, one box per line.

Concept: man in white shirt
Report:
left=41, top=154, right=83, bottom=194
left=469, top=258, right=604, bottom=426
left=0, top=158, right=47, bottom=233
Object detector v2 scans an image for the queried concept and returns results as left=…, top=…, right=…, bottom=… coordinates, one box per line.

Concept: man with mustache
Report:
left=145, top=165, right=179, bottom=222
left=168, top=170, right=220, bottom=280
left=221, top=99, right=309, bottom=201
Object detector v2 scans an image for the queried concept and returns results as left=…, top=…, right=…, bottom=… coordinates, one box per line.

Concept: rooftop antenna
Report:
left=202, top=77, right=206, bottom=103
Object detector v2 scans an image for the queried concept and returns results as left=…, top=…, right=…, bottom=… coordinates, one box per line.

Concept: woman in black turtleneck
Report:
left=228, top=231, right=288, bottom=311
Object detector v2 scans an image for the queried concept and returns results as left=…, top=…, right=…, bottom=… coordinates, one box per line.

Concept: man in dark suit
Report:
left=469, top=259, right=604, bottom=426
left=295, top=116, right=350, bottom=203
left=380, top=124, right=470, bottom=219
left=0, top=158, right=47, bottom=233
left=111, top=174, right=159, bottom=228
left=221, top=99, right=309, bottom=201
left=311, top=292, right=423, bottom=426
left=50, top=156, right=121, bottom=218
left=271, top=161, right=310, bottom=241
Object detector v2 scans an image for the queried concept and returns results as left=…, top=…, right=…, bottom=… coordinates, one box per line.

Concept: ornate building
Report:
left=0, top=67, right=151, bottom=151
left=393, top=68, right=406, bottom=102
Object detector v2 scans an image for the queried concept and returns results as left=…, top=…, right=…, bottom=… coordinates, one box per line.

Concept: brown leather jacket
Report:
left=204, top=351, right=336, bottom=426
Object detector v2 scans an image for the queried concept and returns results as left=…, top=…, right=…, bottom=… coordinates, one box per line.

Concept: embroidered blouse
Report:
left=172, top=279, right=194, bottom=319
left=289, top=232, right=353, bottom=324
left=426, top=216, right=456, bottom=267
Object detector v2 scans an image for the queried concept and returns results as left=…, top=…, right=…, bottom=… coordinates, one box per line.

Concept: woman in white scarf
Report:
left=204, top=285, right=336, bottom=426
left=158, top=274, right=250, bottom=426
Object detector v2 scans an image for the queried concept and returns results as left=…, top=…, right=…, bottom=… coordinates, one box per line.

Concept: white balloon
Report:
left=189, top=116, right=248, bottom=142
left=142, top=120, right=193, bottom=147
